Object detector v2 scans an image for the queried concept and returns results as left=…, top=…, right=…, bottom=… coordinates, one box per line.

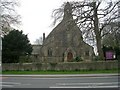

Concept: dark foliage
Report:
left=2, top=29, right=33, bottom=63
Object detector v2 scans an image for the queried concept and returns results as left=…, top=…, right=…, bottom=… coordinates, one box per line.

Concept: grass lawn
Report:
left=2, top=69, right=118, bottom=74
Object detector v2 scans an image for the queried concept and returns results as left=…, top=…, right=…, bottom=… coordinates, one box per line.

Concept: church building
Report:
left=34, top=2, right=94, bottom=62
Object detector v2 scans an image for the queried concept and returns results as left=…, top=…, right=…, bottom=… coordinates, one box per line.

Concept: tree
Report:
left=2, top=29, right=33, bottom=63
left=102, top=30, right=120, bottom=48
left=52, top=0, right=120, bottom=60
left=0, top=0, right=21, bottom=35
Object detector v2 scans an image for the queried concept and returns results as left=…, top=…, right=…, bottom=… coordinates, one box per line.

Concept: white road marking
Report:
left=50, top=82, right=118, bottom=88
left=0, top=82, right=31, bottom=88
left=56, top=82, right=118, bottom=86
left=0, top=85, right=14, bottom=87
left=0, top=82, right=21, bottom=85
left=0, top=82, right=21, bottom=88
left=49, top=85, right=118, bottom=88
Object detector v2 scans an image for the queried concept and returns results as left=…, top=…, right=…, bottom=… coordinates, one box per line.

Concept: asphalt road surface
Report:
left=1, top=74, right=119, bottom=88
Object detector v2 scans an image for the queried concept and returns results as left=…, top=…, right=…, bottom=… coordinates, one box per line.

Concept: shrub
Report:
left=74, top=56, right=83, bottom=62
left=93, top=56, right=103, bottom=61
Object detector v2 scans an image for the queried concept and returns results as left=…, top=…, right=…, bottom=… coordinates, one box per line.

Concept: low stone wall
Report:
left=2, top=61, right=118, bottom=71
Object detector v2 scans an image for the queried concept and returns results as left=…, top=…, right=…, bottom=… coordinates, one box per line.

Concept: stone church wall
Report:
left=31, top=2, right=95, bottom=63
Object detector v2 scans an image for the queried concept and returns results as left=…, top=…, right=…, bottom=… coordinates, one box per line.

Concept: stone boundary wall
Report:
left=2, top=61, right=118, bottom=71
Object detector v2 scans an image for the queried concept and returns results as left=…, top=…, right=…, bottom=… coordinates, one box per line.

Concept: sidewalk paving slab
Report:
left=2, top=73, right=119, bottom=78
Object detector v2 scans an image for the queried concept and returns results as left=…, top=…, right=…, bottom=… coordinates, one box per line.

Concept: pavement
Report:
left=1, top=74, right=118, bottom=88
left=2, top=73, right=118, bottom=78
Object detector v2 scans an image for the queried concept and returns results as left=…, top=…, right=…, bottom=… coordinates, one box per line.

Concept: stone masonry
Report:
left=35, top=2, right=95, bottom=62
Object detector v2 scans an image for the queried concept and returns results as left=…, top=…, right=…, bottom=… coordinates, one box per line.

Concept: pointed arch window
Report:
left=48, top=48, right=52, bottom=57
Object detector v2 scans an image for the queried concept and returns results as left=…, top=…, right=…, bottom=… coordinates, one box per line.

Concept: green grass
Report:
left=2, top=69, right=118, bottom=74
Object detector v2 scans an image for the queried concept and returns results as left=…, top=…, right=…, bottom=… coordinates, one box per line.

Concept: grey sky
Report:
left=17, top=0, right=117, bottom=44
left=17, top=0, right=81, bottom=44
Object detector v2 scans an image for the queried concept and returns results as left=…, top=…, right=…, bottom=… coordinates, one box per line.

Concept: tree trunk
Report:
left=93, top=2, right=104, bottom=60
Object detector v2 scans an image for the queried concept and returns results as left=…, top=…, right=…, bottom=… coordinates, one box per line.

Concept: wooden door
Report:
left=67, top=52, right=73, bottom=61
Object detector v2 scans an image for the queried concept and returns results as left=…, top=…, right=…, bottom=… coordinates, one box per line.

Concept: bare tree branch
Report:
left=1, top=0, right=21, bottom=35
left=52, top=0, right=119, bottom=59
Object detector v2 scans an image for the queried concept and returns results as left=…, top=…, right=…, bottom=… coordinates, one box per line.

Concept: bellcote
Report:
left=63, top=2, right=73, bottom=20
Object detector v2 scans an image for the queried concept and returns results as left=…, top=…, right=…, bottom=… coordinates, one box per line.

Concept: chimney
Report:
left=43, top=33, right=45, bottom=42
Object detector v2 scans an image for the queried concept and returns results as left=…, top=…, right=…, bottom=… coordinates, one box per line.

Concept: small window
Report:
left=85, top=51, right=89, bottom=56
left=48, top=48, right=52, bottom=56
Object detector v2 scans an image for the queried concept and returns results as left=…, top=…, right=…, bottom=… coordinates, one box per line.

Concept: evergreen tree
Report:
left=2, top=29, right=33, bottom=63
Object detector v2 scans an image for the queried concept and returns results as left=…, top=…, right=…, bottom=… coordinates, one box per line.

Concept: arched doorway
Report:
left=67, top=52, right=73, bottom=61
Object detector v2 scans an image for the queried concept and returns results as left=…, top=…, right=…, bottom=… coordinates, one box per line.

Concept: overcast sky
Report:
left=17, top=0, right=117, bottom=44
left=17, top=0, right=81, bottom=44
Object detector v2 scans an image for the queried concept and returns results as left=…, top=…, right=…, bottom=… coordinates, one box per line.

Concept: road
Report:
left=1, top=74, right=119, bottom=88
